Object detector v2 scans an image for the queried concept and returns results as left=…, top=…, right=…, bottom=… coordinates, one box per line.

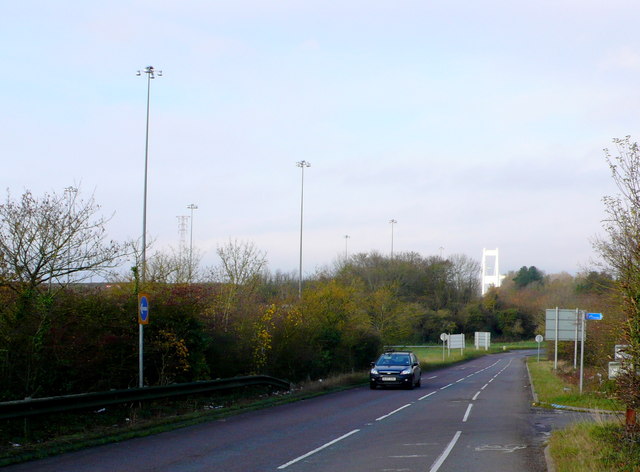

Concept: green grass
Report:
left=526, top=356, right=640, bottom=471
left=549, top=421, right=640, bottom=472
left=408, top=340, right=537, bottom=370
left=380, top=341, right=541, bottom=374
left=527, top=358, right=624, bottom=411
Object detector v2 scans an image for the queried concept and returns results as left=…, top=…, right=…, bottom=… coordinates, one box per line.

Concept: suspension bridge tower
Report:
left=481, top=248, right=505, bottom=295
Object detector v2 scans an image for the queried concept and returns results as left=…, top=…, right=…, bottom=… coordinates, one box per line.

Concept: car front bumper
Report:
left=370, top=373, right=413, bottom=387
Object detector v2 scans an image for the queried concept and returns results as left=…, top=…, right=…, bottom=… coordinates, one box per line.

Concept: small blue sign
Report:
left=585, top=313, right=603, bottom=321
left=138, top=294, right=150, bottom=324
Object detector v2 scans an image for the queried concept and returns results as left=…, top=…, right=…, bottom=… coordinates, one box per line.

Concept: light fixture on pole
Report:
left=296, top=160, right=311, bottom=298
left=389, top=219, right=397, bottom=259
left=187, top=203, right=198, bottom=283
left=344, top=235, right=350, bottom=259
left=63, top=186, right=78, bottom=283
left=136, top=65, right=161, bottom=388
left=137, top=65, right=162, bottom=284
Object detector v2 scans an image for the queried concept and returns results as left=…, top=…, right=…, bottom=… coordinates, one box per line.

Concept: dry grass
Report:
left=549, top=420, right=640, bottom=472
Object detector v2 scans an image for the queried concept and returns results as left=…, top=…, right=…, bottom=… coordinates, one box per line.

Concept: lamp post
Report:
left=136, top=65, right=161, bottom=388
left=344, top=234, right=350, bottom=259
left=187, top=203, right=198, bottom=283
left=137, top=65, right=162, bottom=284
left=389, top=219, right=397, bottom=259
left=63, top=186, right=77, bottom=284
left=296, top=160, right=311, bottom=298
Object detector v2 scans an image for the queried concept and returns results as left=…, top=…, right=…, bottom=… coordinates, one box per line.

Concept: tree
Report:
left=512, top=266, right=544, bottom=288
left=575, top=270, right=615, bottom=295
left=0, top=188, right=123, bottom=293
left=207, top=239, right=268, bottom=331
left=214, top=239, right=267, bottom=286
left=594, top=136, right=640, bottom=415
left=146, top=246, right=203, bottom=284
left=447, top=254, right=481, bottom=304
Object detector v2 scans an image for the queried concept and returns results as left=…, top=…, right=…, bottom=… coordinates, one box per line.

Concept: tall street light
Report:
left=344, top=235, right=350, bottom=259
left=389, top=219, right=397, bottom=259
left=187, top=203, right=198, bottom=283
left=296, top=160, right=311, bottom=298
left=137, top=65, right=162, bottom=283
left=136, top=65, right=161, bottom=388
left=63, top=186, right=78, bottom=284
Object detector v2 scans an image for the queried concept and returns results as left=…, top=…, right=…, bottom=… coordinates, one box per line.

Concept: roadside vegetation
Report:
left=527, top=356, right=639, bottom=471
left=550, top=422, right=640, bottom=472
left=3, top=137, right=640, bottom=466
left=527, top=358, right=623, bottom=411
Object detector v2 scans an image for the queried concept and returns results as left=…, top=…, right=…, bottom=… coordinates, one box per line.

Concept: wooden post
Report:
left=626, top=408, right=636, bottom=431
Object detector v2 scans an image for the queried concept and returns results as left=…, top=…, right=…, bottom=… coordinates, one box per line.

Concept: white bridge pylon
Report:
left=481, top=248, right=504, bottom=295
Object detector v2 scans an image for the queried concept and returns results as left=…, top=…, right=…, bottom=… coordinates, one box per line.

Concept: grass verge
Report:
left=549, top=421, right=640, bottom=472
left=527, top=357, right=640, bottom=471
left=527, top=358, right=623, bottom=411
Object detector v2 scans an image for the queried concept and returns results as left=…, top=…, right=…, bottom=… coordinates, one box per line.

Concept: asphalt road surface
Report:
left=7, top=350, right=552, bottom=472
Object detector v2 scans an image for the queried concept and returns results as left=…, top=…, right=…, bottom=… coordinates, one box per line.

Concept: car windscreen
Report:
left=377, top=354, right=410, bottom=365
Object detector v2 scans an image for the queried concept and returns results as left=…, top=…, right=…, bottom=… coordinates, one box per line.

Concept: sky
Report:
left=2, top=0, right=640, bottom=278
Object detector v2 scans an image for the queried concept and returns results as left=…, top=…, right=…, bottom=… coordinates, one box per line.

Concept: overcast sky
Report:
left=2, top=1, right=639, bottom=278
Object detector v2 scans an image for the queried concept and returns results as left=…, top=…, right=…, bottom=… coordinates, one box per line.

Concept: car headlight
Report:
left=401, top=368, right=411, bottom=375
left=370, top=368, right=379, bottom=374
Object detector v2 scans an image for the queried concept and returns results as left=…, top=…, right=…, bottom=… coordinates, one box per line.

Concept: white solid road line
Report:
left=429, top=431, right=462, bottom=472
left=419, top=391, right=437, bottom=401
left=277, top=429, right=361, bottom=469
left=376, top=403, right=413, bottom=421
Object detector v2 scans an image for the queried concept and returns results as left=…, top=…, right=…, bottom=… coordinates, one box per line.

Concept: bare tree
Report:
left=207, top=239, right=268, bottom=330
left=0, top=188, right=123, bottom=293
left=594, top=136, right=640, bottom=416
left=147, top=246, right=203, bottom=284
left=447, top=253, right=481, bottom=303
left=214, top=239, right=268, bottom=286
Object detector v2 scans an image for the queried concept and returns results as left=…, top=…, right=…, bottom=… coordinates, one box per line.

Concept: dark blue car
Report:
left=370, top=351, right=421, bottom=390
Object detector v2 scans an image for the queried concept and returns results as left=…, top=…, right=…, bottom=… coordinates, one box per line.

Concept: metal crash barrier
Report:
left=0, top=375, right=291, bottom=420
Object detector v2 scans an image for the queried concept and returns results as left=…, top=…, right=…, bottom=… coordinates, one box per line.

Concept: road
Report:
left=6, top=350, right=550, bottom=471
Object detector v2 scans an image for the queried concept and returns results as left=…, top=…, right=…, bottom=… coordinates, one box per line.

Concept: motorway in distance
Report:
left=6, top=350, right=552, bottom=472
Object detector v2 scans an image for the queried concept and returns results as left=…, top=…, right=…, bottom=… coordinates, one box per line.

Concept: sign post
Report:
left=535, top=334, right=544, bottom=362
left=440, top=333, right=448, bottom=361
left=448, top=334, right=465, bottom=356
left=138, top=294, right=150, bottom=388
left=474, top=332, right=491, bottom=350
left=579, top=311, right=585, bottom=394
left=579, top=312, right=603, bottom=394
left=545, top=308, right=585, bottom=370
left=574, top=308, right=579, bottom=369
left=555, top=307, right=559, bottom=369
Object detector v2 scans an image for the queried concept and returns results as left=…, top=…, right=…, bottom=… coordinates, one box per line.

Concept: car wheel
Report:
left=370, top=382, right=377, bottom=390
left=416, top=376, right=421, bottom=388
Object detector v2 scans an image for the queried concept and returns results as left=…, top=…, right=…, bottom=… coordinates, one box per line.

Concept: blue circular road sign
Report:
left=139, top=294, right=150, bottom=324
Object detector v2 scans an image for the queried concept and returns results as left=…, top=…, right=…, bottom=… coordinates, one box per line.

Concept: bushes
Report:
left=8, top=250, right=616, bottom=401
